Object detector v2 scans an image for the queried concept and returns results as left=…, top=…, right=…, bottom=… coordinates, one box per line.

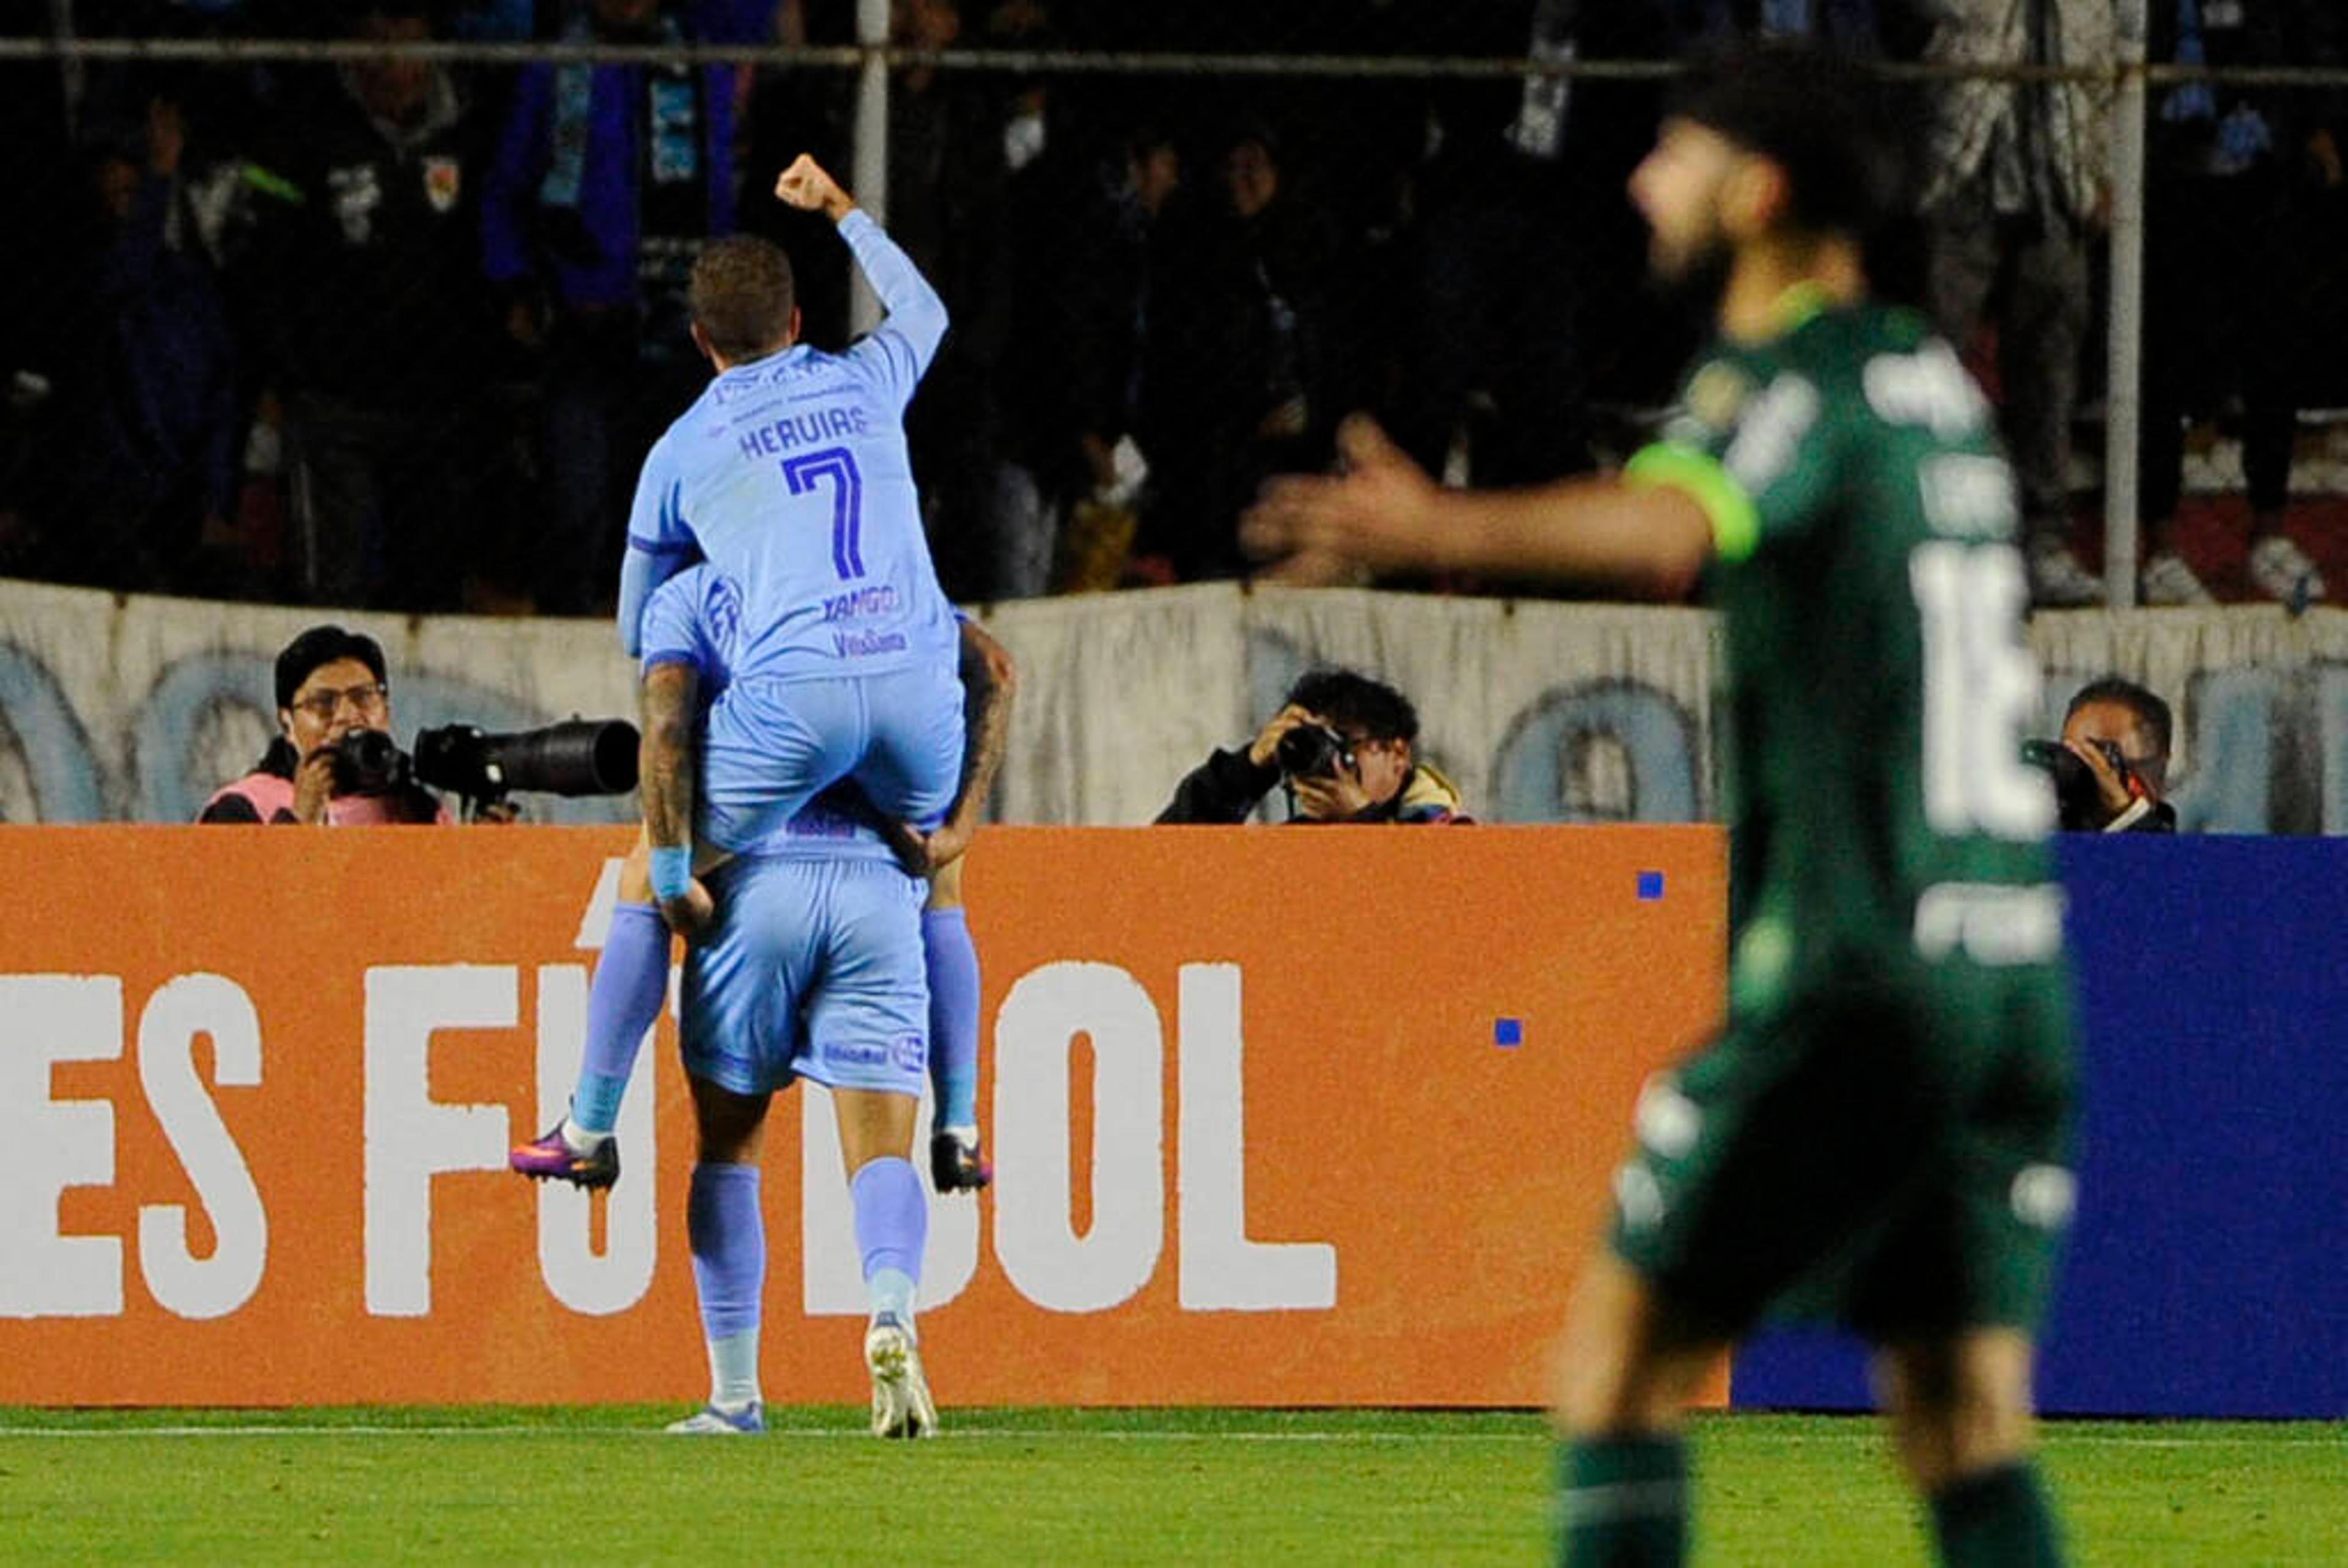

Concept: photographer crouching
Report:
left=1156, top=668, right=1470, bottom=825
left=2025, top=675, right=2179, bottom=834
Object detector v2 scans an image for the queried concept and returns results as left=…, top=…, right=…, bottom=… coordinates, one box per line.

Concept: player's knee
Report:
left=1551, top=1256, right=1711, bottom=1435
left=1877, top=1334, right=2037, bottom=1485
left=833, top=1087, right=920, bottom=1171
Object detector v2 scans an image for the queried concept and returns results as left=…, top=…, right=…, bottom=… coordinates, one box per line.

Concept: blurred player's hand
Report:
left=1242, top=415, right=1444, bottom=577
left=659, top=880, right=717, bottom=941
left=775, top=155, right=854, bottom=221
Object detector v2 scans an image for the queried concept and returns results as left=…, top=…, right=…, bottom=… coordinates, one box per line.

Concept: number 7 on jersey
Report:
left=781, top=447, right=866, bottom=581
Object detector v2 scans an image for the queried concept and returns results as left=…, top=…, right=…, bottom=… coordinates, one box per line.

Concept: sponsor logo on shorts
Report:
left=816, top=1034, right=926, bottom=1077
left=890, top=1032, right=926, bottom=1075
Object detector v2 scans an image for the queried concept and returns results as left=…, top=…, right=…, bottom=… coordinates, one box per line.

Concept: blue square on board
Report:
left=1494, top=1017, right=1523, bottom=1048
left=1637, top=870, right=1666, bottom=901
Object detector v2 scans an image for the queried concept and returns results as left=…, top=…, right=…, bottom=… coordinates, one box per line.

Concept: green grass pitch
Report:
left=1, top=1408, right=2339, bottom=1564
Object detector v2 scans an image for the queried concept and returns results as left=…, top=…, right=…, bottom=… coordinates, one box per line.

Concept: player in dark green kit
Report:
left=1246, top=46, right=2077, bottom=1568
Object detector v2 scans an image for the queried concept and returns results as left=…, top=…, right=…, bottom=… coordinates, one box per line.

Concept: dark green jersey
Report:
left=1628, top=296, right=2062, bottom=1013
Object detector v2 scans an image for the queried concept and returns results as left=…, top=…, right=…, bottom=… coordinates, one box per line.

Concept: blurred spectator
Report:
left=0, top=7, right=73, bottom=576
left=737, top=0, right=857, bottom=342
left=1917, top=0, right=2115, bottom=608
left=246, top=1, right=500, bottom=612
left=2136, top=0, right=2345, bottom=607
left=481, top=0, right=744, bottom=615
left=43, top=97, right=241, bottom=595
left=1139, top=122, right=1342, bottom=583
left=981, top=18, right=1161, bottom=599
left=888, top=0, right=1014, bottom=602
left=1392, top=0, right=1677, bottom=512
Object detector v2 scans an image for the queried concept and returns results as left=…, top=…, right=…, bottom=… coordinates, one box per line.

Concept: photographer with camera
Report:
left=2029, top=675, right=2178, bottom=834
left=1156, top=668, right=1469, bottom=825
left=198, top=625, right=452, bottom=825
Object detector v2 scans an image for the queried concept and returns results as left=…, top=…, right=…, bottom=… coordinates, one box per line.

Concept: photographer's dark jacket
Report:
left=198, top=738, right=447, bottom=825
left=1154, top=748, right=1471, bottom=825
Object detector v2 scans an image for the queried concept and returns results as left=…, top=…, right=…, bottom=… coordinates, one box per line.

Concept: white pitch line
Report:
left=0, top=1425, right=2335, bottom=1448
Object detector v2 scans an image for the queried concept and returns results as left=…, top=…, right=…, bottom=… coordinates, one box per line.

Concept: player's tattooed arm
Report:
left=638, top=660, right=714, bottom=936
left=931, top=620, right=1018, bottom=869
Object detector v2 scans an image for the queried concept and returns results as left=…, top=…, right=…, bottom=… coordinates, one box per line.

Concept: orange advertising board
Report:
left=0, top=825, right=1724, bottom=1407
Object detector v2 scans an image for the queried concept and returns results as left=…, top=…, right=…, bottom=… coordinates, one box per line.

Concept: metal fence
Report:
left=0, top=7, right=2343, bottom=616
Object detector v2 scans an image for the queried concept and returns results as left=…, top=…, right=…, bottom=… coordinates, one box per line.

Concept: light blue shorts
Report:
left=699, top=663, right=965, bottom=855
left=679, top=854, right=931, bottom=1099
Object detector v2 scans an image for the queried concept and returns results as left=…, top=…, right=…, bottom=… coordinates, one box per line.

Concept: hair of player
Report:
left=2067, top=675, right=2173, bottom=776
left=689, top=235, right=797, bottom=362
left=1667, top=41, right=1909, bottom=241
left=1285, top=668, right=1419, bottom=746
left=275, top=624, right=388, bottom=711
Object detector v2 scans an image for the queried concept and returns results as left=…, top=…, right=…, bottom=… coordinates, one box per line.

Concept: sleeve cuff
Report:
left=2103, top=797, right=2154, bottom=833
left=1625, top=442, right=1760, bottom=563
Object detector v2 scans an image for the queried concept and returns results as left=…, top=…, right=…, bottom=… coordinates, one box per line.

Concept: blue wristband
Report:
left=648, top=845, right=693, bottom=901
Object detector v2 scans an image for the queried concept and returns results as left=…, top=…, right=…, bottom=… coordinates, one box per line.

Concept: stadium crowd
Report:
left=0, top=0, right=2342, bottom=614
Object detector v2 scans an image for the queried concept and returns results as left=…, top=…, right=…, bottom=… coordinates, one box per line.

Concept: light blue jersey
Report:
left=617, top=210, right=958, bottom=683
left=642, top=565, right=931, bottom=1096
left=639, top=564, right=915, bottom=862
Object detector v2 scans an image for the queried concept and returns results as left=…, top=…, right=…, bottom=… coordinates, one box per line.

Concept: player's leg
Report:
left=832, top=1086, right=937, bottom=1438
left=1552, top=1253, right=1726, bottom=1568
left=921, top=855, right=989, bottom=1191
left=664, top=858, right=808, bottom=1434
left=509, top=831, right=734, bottom=1187
left=1557, top=985, right=1951, bottom=1566
left=1861, top=973, right=2077, bottom=1566
left=797, top=858, right=940, bottom=1437
left=666, top=1072, right=773, bottom=1434
left=1875, top=1331, right=2065, bottom=1567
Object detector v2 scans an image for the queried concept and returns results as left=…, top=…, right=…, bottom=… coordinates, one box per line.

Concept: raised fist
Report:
left=774, top=155, right=853, bottom=221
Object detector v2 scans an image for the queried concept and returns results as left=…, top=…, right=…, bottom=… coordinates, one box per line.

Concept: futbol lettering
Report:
left=1, top=955, right=1337, bottom=1322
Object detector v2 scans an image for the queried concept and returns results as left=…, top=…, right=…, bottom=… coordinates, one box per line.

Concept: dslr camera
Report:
left=1275, top=721, right=1356, bottom=781
left=2020, top=737, right=2135, bottom=831
left=328, top=727, right=413, bottom=795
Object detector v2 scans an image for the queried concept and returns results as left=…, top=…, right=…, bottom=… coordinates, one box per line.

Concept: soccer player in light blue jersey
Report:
left=513, top=156, right=992, bottom=1188
left=632, top=562, right=941, bottom=1438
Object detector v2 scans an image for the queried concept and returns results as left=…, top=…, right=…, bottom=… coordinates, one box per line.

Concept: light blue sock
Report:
left=571, top=902, right=668, bottom=1135
left=851, top=1156, right=926, bottom=1327
left=688, top=1163, right=764, bottom=1407
left=922, top=907, right=981, bottom=1130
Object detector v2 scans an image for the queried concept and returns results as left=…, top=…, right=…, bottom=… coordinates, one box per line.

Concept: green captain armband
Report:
left=1624, top=442, right=1760, bottom=564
